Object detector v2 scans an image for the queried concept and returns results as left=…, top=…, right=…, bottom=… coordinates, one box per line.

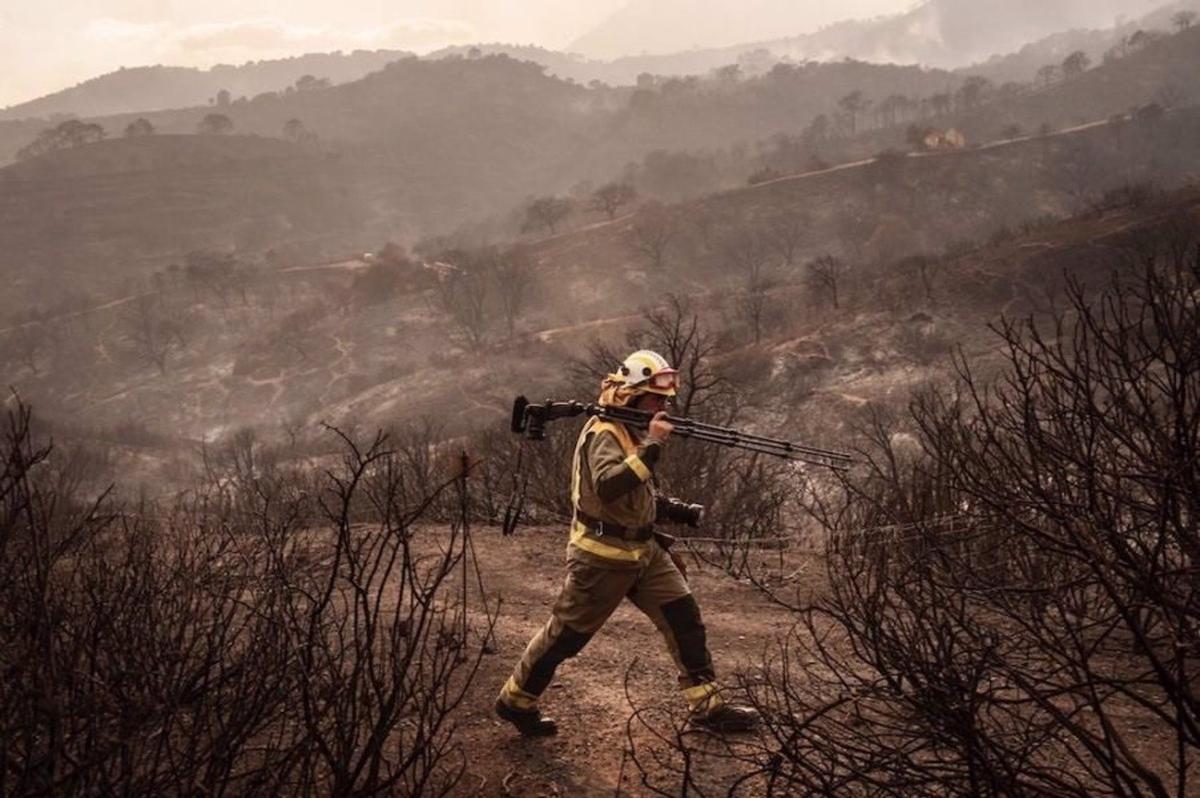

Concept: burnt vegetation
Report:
left=0, top=403, right=493, bottom=796
left=627, top=217, right=1200, bottom=796
left=2, top=9, right=1200, bottom=795
left=5, top=22, right=1200, bottom=316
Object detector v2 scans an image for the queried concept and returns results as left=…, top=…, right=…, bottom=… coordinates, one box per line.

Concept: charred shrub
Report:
left=631, top=220, right=1200, bottom=796
left=1089, top=180, right=1161, bottom=214
left=0, top=403, right=487, bottom=796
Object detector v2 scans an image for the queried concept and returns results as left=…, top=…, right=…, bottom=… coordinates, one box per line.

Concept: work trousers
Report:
left=499, top=537, right=719, bottom=712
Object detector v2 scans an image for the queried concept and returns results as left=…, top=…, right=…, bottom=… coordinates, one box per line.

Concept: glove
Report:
left=656, top=496, right=705, bottom=527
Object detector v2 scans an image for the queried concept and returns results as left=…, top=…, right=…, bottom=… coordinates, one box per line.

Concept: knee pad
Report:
left=661, top=595, right=715, bottom=682
left=524, top=625, right=593, bottom=695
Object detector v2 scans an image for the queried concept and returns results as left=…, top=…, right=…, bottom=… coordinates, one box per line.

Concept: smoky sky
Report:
left=0, top=0, right=1161, bottom=109
left=0, top=0, right=916, bottom=108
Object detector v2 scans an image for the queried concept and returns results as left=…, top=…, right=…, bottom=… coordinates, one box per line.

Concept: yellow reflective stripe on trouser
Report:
left=682, top=681, right=723, bottom=711
left=623, top=453, right=651, bottom=481
left=500, top=676, right=539, bottom=710
left=570, top=520, right=646, bottom=563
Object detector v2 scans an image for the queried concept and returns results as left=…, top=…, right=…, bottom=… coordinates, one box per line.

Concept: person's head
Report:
left=597, top=349, right=679, bottom=408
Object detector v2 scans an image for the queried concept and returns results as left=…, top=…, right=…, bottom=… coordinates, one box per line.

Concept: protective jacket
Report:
left=569, top=416, right=662, bottom=567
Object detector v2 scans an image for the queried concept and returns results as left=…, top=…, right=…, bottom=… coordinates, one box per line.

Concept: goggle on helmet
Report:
left=618, top=350, right=678, bottom=396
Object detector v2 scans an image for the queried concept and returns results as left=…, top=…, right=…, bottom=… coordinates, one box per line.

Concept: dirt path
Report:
left=278, top=259, right=370, bottom=274
left=316, top=330, right=356, bottom=407
left=534, top=312, right=646, bottom=344
left=744, top=115, right=1120, bottom=195
left=0, top=256, right=365, bottom=338
left=0, top=292, right=154, bottom=337
left=448, top=523, right=800, bottom=796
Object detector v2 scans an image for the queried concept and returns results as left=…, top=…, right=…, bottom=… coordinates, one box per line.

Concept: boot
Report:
left=495, top=698, right=558, bottom=737
left=690, top=701, right=759, bottom=733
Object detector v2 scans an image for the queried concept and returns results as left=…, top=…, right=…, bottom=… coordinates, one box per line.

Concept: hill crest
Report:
left=0, top=49, right=413, bottom=123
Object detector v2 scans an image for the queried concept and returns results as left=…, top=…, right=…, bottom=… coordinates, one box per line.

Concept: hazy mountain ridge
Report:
left=2, top=24, right=1196, bottom=321
left=826, top=23, right=1200, bottom=163
left=571, top=0, right=1168, bottom=65
left=0, top=56, right=597, bottom=311
left=0, top=49, right=413, bottom=123
left=4, top=8, right=1200, bottom=797
left=4, top=108, right=1197, bottom=441
left=430, top=0, right=1194, bottom=96
left=0, top=52, right=961, bottom=268
left=0, top=134, right=370, bottom=315
left=961, top=0, right=1197, bottom=83
left=4, top=0, right=1185, bottom=132
left=425, top=43, right=769, bottom=88
left=0, top=53, right=955, bottom=183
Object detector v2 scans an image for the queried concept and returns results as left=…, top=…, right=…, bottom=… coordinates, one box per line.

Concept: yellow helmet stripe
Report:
left=626, top=352, right=671, bottom=384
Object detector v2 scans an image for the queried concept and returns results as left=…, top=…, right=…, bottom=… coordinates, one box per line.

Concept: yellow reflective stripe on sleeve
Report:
left=570, top=520, right=646, bottom=563
left=682, top=681, right=723, bottom=711
left=501, top=676, right=539, bottom=710
left=624, top=453, right=651, bottom=482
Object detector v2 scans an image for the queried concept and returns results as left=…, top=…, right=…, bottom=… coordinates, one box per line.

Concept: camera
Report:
left=511, top=396, right=548, bottom=440
left=657, top=497, right=704, bottom=527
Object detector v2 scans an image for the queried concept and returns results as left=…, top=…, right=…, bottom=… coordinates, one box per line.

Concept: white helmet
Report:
left=617, top=349, right=678, bottom=396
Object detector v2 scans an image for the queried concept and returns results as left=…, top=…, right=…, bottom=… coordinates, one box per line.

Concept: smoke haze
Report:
left=569, top=0, right=1167, bottom=63
left=1, top=0, right=628, bottom=107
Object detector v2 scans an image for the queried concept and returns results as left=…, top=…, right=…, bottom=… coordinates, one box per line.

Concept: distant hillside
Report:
left=0, top=53, right=962, bottom=190
left=0, top=55, right=591, bottom=227
left=2, top=25, right=1197, bottom=320
left=7, top=0, right=1182, bottom=135
left=570, top=0, right=1166, bottom=66
left=7, top=0, right=1190, bottom=132
left=527, top=108, right=1200, bottom=326
left=430, top=2, right=1191, bottom=97
left=575, top=59, right=960, bottom=180
left=3, top=107, right=1197, bottom=442
left=427, top=39, right=944, bottom=89
left=0, top=49, right=412, bottom=122
left=424, top=43, right=771, bottom=88
left=0, top=54, right=962, bottom=246
left=0, top=56, right=597, bottom=314
left=9, top=0, right=1180, bottom=138
left=0, top=133, right=306, bottom=181
left=610, top=23, right=1200, bottom=201
left=0, top=134, right=372, bottom=316
left=962, top=0, right=1196, bottom=83
left=938, top=23, right=1200, bottom=141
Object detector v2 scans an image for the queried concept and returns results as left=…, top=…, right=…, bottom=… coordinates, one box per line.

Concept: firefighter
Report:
left=495, top=350, right=759, bottom=736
